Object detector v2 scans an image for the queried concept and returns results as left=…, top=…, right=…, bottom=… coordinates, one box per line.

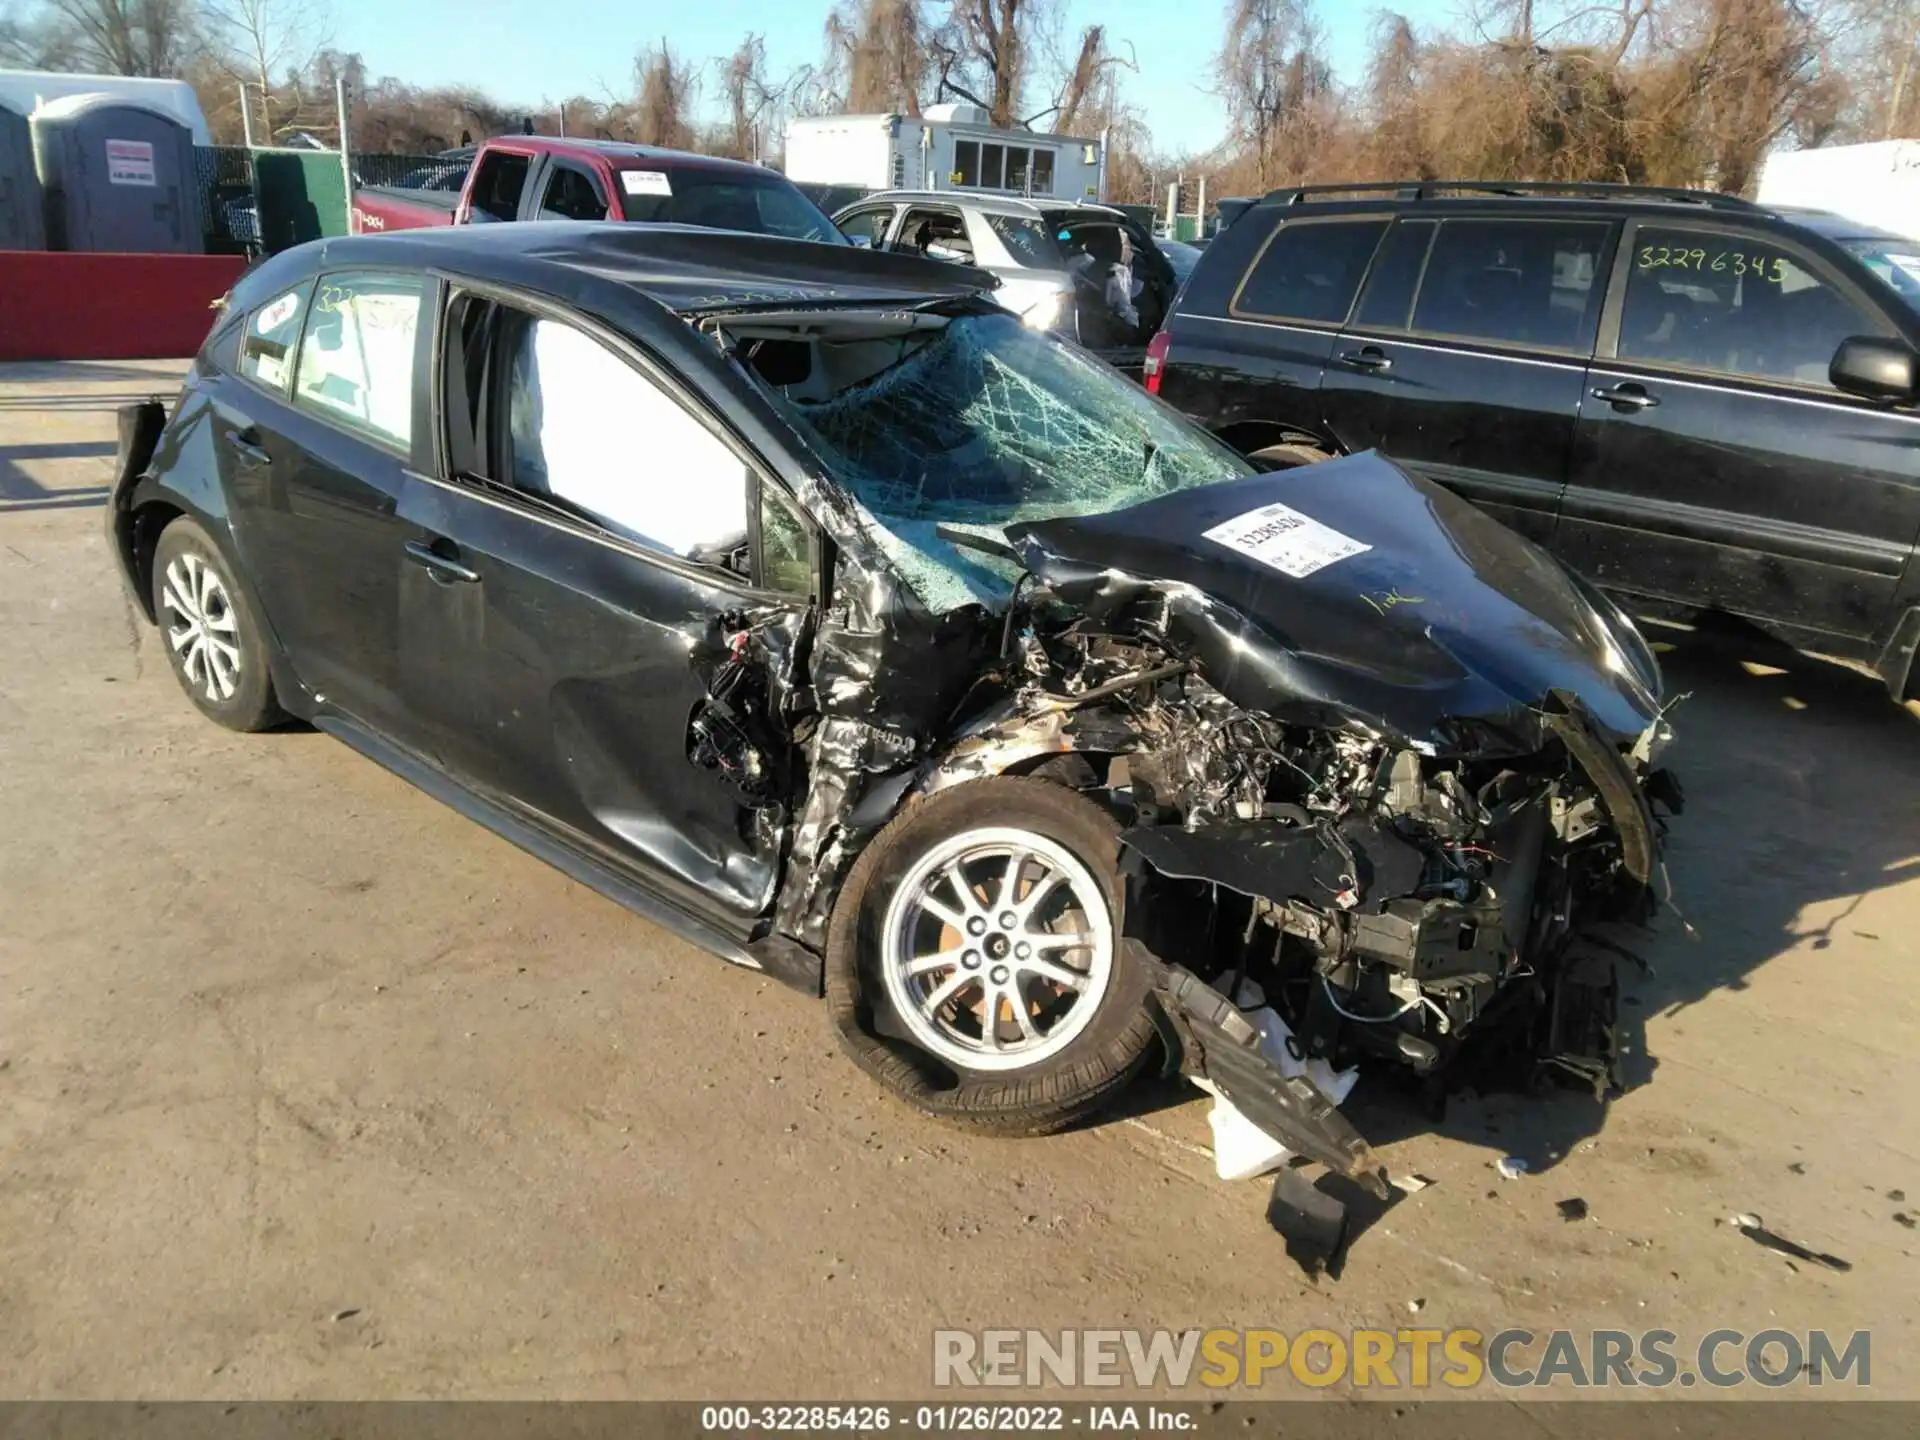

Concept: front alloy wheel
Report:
left=879, top=826, right=1115, bottom=1073
left=826, top=776, right=1158, bottom=1135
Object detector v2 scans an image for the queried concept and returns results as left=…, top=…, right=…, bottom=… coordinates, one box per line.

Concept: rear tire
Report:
left=151, top=517, right=283, bottom=733
left=825, top=777, right=1158, bottom=1135
left=1249, top=442, right=1333, bottom=470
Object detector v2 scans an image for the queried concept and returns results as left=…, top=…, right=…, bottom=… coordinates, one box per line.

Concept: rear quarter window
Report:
left=1232, top=219, right=1389, bottom=325
left=239, top=282, right=312, bottom=393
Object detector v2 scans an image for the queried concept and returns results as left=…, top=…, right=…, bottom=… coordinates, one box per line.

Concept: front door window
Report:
left=1618, top=227, right=1885, bottom=388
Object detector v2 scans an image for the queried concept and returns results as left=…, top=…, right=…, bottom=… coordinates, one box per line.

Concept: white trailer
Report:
left=1757, top=141, right=1920, bottom=239
left=0, top=69, right=210, bottom=145
left=785, top=104, right=1105, bottom=203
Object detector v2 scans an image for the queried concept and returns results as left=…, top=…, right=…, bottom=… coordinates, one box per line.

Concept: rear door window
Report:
left=1233, top=219, right=1388, bottom=325
left=836, top=205, right=895, bottom=248
left=1616, top=226, right=1889, bottom=387
left=292, top=273, right=429, bottom=452
left=986, top=213, right=1060, bottom=267
left=470, top=151, right=530, bottom=222
left=897, top=207, right=974, bottom=263
left=1352, top=220, right=1436, bottom=332
left=1411, top=218, right=1610, bottom=352
left=240, top=282, right=311, bottom=393
left=537, top=164, right=608, bottom=222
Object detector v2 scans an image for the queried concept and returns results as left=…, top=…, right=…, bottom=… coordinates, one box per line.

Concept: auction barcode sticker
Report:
left=1202, top=500, right=1370, bottom=579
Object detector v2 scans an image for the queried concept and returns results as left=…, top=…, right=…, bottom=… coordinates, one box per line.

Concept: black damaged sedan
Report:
left=112, top=223, right=1679, bottom=1192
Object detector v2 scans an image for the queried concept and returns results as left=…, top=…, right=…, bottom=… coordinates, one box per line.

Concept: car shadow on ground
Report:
left=1346, top=612, right=1920, bottom=1174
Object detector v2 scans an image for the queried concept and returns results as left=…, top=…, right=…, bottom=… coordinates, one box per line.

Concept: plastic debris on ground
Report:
left=1194, top=979, right=1359, bottom=1182
left=1266, top=1167, right=1351, bottom=1279
left=1496, top=1155, right=1530, bottom=1180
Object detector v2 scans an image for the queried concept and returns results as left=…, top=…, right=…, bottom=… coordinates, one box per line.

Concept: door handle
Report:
left=1339, top=347, right=1392, bottom=372
left=404, top=538, right=481, bottom=585
left=1592, top=383, right=1660, bottom=410
left=223, top=426, right=270, bottom=465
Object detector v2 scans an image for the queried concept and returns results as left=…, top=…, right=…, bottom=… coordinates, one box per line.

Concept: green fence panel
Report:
left=254, top=151, right=348, bottom=254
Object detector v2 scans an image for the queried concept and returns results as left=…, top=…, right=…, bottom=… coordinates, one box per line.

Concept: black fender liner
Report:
left=1151, top=957, right=1391, bottom=1199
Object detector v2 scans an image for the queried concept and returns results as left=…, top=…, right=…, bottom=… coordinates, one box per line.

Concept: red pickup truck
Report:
left=351, top=136, right=846, bottom=245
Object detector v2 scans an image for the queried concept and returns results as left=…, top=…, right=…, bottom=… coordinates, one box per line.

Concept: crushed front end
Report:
left=914, top=455, right=1684, bottom=1192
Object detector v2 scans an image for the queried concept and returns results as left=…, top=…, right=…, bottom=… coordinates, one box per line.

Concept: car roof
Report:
left=243, top=221, right=996, bottom=318
left=483, top=136, right=781, bottom=180
left=854, top=190, right=1124, bottom=219
left=1244, top=181, right=1905, bottom=238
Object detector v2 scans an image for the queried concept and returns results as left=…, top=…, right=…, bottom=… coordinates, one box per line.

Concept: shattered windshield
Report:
left=765, top=311, right=1255, bottom=609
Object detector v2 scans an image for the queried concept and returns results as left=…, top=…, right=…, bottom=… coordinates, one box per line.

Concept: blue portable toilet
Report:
left=31, top=94, right=200, bottom=252
left=0, top=96, right=43, bottom=250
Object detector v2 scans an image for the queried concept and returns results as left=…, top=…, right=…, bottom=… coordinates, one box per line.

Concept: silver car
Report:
left=832, top=190, right=1179, bottom=372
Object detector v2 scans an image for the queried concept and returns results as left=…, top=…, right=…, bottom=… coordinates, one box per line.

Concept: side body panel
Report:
left=1558, top=216, right=1920, bottom=645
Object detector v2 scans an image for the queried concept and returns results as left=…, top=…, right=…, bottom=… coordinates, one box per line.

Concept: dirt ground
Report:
left=1, top=358, right=1916, bottom=1402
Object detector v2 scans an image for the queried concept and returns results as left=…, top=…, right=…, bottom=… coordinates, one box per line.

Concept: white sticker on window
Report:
left=620, top=170, right=673, bottom=197
left=1202, top=501, right=1370, bottom=579
left=255, top=291, right=301, bottom=334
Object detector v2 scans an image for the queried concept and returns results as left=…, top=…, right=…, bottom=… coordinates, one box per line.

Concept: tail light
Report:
left=1143, top=328, right=1172, bottom=395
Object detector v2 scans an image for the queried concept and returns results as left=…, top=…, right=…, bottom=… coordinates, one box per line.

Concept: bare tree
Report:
left=1633, top=0, right=1839, bottom=190
left=1839, top=0, right=1920, bottom=135
left=1216, top=0, right=1338, bottom=189
left=633, top=38, right=697, bottom=151
left=38, top=0, right=192, bottom=75
left=712, top=32, right=788, bottom=161
left=1363, top=13, right=1429, bottom=176
left=821, top=0, right=932, bottom=114
left=1, top=2, right=81, bottom=66
left=202, top=0, right=333, bottom=140
left=933, top=0, right=1051, bottom=126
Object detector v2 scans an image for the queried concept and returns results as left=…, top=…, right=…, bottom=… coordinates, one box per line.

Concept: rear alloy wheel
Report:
left=151, top=517, right=283, bottom=732
left=826, top=776, right=1158, bottom=1134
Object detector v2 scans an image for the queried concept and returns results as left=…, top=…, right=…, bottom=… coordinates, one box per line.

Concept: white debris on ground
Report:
left=1195, top=979, right=1359, bottom=1182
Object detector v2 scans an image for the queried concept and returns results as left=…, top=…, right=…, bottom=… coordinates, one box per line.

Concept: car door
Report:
left=1161, top=213, right=1389, bottom=446
left=395, top=291, right=814, bottom=924
left=218, top=269, right=434, bottom=733
left=528, top=157, right=610, bottom=222
left=834, top=202, right=898, bottom=250
left=892, top=203, right=974, bottom=264
left=1318, top=214, right=1616, bottom=546
left=1558, top=220, right=1920, bottom=644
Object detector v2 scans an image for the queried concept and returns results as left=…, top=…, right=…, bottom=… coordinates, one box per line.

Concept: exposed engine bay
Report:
left=689, top=299, right=1682, bottom=1203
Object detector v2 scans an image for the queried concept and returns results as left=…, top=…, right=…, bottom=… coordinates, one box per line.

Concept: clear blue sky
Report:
left=327, top=0, right=1460, bottom=156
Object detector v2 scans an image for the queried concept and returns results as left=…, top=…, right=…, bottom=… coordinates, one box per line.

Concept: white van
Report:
left=0, top=69, right=210, bottom=145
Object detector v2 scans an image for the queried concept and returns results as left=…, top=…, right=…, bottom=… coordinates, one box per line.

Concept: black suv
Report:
left=1151, top=181, right=1920, bottom=702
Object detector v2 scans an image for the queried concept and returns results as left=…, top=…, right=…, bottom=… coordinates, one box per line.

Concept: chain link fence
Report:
left=350, top=152, right=463, bottom=192
left=192, top=146, right=259, bottom=256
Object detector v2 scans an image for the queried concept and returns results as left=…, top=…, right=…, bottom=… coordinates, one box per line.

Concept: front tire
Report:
left=825, top=776, right=1158, bottom=1135
left=151, top=517, right=283, bottom=732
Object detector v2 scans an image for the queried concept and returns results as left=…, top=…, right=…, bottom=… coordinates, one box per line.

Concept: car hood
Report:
left=1006, top=452, right=1661, bottom=755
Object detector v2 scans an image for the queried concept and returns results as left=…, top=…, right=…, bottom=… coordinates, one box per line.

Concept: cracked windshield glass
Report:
left=765, top=310, right=1254, bottom=609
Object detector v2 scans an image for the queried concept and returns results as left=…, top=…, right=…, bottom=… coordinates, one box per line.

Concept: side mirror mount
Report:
left=1830, top=336, right=1919, bottom=403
